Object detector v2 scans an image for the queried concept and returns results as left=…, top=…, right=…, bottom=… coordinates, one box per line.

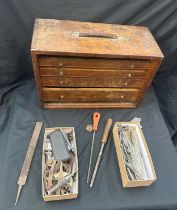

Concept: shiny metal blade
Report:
left=90, top=143, right=104, bottom=187
left=87, top=131, right=95, bottom=183
left=15, top=184, right=22, bottom=206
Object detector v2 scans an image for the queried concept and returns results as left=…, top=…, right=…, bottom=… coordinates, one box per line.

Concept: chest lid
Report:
left=31, top=19, right=163, bottom=59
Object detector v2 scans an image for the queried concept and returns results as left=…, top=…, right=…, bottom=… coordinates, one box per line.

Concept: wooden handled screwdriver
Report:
left=87, top=112, right=100, bottom=183
left=90, top=118, right=113, bottom=187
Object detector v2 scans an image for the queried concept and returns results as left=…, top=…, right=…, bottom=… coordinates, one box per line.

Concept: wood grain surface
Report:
left=31, top=19, right=164, bottom=59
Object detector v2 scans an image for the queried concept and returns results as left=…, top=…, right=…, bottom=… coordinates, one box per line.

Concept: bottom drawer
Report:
left=42, top=88, right=140, bottom=103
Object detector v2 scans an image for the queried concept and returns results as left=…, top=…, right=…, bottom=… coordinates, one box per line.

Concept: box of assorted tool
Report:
left=42, top=127, right=78, bottom=201
left=113, top=121, right=156, bottom=187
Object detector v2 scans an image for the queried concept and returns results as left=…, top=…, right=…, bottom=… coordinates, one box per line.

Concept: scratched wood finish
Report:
left=31, top=19, right=164, bottom=109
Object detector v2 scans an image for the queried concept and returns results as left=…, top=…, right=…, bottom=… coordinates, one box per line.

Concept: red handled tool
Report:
left=87, top=112, right=100, bottom=183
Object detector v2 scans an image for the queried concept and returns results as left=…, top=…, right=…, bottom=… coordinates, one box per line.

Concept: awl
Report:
left=90, top=118, right=112, bottom=187
left=87, top=112, right=100, bottom=183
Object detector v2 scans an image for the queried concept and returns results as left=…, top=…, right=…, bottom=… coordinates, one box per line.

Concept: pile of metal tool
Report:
left=43, top=128, right=77, bottom=196
left=118, top=125, right=146, bottom=180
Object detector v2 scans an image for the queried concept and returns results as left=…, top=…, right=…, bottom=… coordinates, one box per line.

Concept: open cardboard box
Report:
left=113, top=122, right=156, bottom=187
left=42, top=127, right=78, bottom=201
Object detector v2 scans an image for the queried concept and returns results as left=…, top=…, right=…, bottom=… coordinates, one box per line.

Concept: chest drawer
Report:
left=40, top=67, right=148, bottom=78
left=41, top=77, right=145, bottom=88
left=42, top=88, right=140, bottom=103
left=39, top=56, right=151, bottom=70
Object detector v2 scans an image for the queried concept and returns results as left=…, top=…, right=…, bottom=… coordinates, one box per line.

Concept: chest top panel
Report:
left=31, top=19, right=163, bottom=59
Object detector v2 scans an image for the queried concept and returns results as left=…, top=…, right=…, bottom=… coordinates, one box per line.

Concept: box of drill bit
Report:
left=42, top=127, right=78, bottom=201
left=113, top=122, right=156, bottom=187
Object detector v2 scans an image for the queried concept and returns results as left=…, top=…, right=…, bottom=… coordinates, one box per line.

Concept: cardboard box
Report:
left=42, top=127, right=78, bottom=201
left=113, top=122, right=156, bottom=187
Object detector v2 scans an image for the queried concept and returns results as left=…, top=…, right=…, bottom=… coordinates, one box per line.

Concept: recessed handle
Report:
left=78, top=32, right=117, bottom=39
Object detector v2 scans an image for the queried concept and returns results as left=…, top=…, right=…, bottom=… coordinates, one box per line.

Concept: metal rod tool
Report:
left=15, top=122, right=43, bottom=205
left=90, top=118, right=112, bottom=187
left=87, top=112, right=100, bottom=183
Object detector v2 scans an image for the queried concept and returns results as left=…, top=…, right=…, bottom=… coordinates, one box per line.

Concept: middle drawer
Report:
left=41, top=77, right=145, bottom=88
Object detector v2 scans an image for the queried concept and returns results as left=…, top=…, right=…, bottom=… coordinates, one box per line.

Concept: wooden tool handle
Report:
left=101, top=118, right=113, bottom=144
left=93, top=112, right=100, bottom=131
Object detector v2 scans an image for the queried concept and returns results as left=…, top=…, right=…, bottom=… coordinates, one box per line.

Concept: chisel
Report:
left=87, top=112, right=100, bottom=183
left=90, top=118, right=112, bottom=187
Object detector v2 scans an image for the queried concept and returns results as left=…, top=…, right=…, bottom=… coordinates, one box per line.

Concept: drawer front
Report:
left=41, top=77, right=145, bottom=88
left=40, top=67, right=148, bottom=78
left=42, top=88, right=140, bottom=103
left=39, top=56, right=151, bottom=70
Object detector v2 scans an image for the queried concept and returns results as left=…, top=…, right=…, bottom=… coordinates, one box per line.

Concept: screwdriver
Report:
left=90, top=118, right=112, bottom=187
left=87, top=112, right=100, bottom=183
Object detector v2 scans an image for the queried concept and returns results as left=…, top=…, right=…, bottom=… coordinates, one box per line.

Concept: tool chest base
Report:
left=43, top=102, right=137, bottom=109
left=31, top=19, right=164, bottom=109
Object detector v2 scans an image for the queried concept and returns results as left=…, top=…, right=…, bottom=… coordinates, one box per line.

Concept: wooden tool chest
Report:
left=31, top=19, right=164, bottom=109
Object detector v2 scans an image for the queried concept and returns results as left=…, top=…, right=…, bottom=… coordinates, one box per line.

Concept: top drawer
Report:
left=38, top=56, right=151, bottom=70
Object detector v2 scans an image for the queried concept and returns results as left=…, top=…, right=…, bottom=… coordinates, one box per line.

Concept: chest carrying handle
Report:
left=78, top=32, right=117, bottom=39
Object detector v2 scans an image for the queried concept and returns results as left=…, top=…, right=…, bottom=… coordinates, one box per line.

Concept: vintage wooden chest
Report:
left=31, top=19, right=164, bottom=109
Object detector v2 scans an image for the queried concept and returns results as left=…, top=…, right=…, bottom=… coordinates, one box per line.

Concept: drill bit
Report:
left=15, top=122, right=43, bottom=205
left=87, top=112, right=100, bottom=183
left=90, top=118, right=112, bottom=187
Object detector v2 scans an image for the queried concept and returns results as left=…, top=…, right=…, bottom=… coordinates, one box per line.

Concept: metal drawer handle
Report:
left=128, top=73, right=132, bottom=77
left=124, top=82, right=128, bottom=86
left=73, top=32, right=117, bottom=39
left=121, top=95, right=124, bottom=99
left=60, top=95, right=64, bottom=99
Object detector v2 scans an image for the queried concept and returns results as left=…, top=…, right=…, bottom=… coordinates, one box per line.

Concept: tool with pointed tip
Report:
left=90, top=118, right=112, bottom=187
left=87, top=112, right=100, bottom=183
left=15, top=122, right=43, bottom=206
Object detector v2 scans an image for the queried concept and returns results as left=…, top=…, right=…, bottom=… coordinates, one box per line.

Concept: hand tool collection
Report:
left=15, top=122, right=43, bottom=205
left=43, top=128, right=78, bottom=196
left=15, top=116, right=155, bottom=204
